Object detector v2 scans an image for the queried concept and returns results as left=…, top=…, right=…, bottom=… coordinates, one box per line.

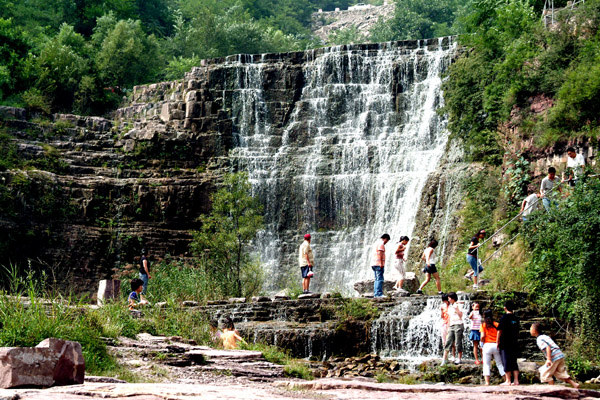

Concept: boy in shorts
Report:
left=530, top=323, right=579, bottom=388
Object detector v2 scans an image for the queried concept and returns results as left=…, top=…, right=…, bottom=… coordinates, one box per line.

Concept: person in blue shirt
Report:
left=128, top=278, right=148, bottom=311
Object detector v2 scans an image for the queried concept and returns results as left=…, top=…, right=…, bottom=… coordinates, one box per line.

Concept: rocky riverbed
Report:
left=0, top=333, right=598, bottom=399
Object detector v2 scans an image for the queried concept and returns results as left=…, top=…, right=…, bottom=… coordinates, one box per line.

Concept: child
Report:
left=417, top=239, right=441, bottom=294
left=530, top=323, right=579, bottom=388
left=393, top=236, right=410, bottom=291
left=469, top=302, right=482, bottom=364
left=441, top=292, right=463, bottom=365
left=497, top=300, right=520, bottom=385
left=209, top=319, right=222, bottom=345
left=221, top=319, right=246, bottom=350
left=480, top=309, right=507, bottom=385
left=128, top=278, right=148, bottom=311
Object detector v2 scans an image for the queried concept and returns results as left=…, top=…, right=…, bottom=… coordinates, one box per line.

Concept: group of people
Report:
left=298, top=229, right=484, bottom=297
left=440, top=297, right=579, bottom=387
left=521, top=147, right=586, bottom=217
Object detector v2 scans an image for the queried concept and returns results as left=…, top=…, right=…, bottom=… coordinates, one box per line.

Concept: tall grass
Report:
left=0, top=261, right=214, bottom=379
left=117, top=255, right=243, bottom=303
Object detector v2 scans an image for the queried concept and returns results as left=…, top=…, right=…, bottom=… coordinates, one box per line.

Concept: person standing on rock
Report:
left=299, top=234, right=314, bottom=294
left=466, top=230, right=485, bottom=290
left=441, top=292, right=464, bottom=365
left=416, top=239, right=441, bottom=295
left=371, top=233, right=390, bottom=298
left=497, top=300, right=520, bottom=386
left=139, top=248, right=151, bottom=295
left=393, top=236, right=410, bottom=291
left=440, top=293, right=455, bottom=360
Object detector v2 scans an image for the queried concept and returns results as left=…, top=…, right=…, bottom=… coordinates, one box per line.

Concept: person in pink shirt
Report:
left=371, top=233, right=390, bottom=297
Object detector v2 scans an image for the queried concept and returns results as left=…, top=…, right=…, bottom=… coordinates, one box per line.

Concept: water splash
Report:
left=372, top=294, right=473, bottom=362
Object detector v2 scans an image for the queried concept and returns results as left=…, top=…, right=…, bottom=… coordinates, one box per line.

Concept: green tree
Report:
left=0, top=18, right=32, bottom=101
left=190, top=172, right=264, bottom=298
left=94, top=16, right=161, bottom=88
left=35, top=23, right=89, bottom=111
left=328, top=25, right=366, bottom=45
left=370, top=0, right=463, bottom=41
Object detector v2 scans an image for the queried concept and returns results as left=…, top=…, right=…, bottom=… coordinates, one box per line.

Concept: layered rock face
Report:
left=1, top=39, right=457, bottom=294
left=0, top=109, right=219, bottom=289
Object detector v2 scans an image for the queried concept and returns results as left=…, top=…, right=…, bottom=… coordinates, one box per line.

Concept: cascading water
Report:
left=224, top=38, right=457, bottom=293
left=372, top=294, right=473, bottom=363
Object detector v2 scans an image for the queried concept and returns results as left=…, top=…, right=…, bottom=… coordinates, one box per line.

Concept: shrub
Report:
left=522, top=176, right=600, bottom=361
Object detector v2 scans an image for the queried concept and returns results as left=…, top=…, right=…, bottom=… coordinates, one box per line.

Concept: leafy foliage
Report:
left=190, top=172, right=264, bottom=298
left=370, top=0, right=465, bottom=41
left=443, top=0, right=600, bottom=158
left=522, top=177, right=600, bottom=361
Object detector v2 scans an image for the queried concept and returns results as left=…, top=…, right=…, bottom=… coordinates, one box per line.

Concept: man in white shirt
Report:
left=298, top=234, right=314, bottom=294
left=565, top=147, right=585, bottom=186
left=520, top=192, right=541, bottom=222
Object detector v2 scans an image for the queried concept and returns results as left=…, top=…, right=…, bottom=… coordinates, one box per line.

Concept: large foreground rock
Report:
left=0, top=338, right=84, bottom=388
left=354, top=273, right=420, bottom=296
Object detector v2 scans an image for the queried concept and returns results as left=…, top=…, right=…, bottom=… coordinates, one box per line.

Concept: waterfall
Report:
left=372, top=294, right=473, bottom=362
left=223, top=38, right=457, bottom=294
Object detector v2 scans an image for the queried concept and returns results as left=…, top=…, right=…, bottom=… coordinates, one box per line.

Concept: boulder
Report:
left=251, top=296, right=272, bottom=303
left=97, top=279, right=121, bottom=306
left=353, top=280, right=395, bottom=295
left=297, top=293, right=321, bottom=299
left=0, top=106, right=27, bottom=120
left=401, top=272, right=420, bottom=294
left=274, top=289, right=291, bottom=299
left=391, top=288, right=410, bottom=297
left=228, top=297, right=246, bottom=304
left=0, top=338, right=84, bottom=388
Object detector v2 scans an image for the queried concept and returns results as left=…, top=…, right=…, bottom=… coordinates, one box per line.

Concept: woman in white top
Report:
left=416, top=239, right=441, bottom=294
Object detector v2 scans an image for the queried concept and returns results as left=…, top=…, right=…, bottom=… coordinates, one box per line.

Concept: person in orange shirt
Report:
left=480, top=309, right=508, bottom=385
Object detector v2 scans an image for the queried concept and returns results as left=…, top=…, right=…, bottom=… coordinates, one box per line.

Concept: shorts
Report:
left=539, top=357, right=570, bottom=383
left=301, top=266, right=312, bottom=278
left=423, top=264, right=437, bottom=274
left=444, top=324, right=464, bottom=353
left=469, top=329, right=481, bottom=341
left=394, top=258, right=406, bottom=279
left=500, top=348, right=519, bottom=372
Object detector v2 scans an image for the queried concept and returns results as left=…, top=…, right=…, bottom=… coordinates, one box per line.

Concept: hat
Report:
left=304, top=234, right=311, bottom=240
left=478, top=229, right=486, bottom=235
